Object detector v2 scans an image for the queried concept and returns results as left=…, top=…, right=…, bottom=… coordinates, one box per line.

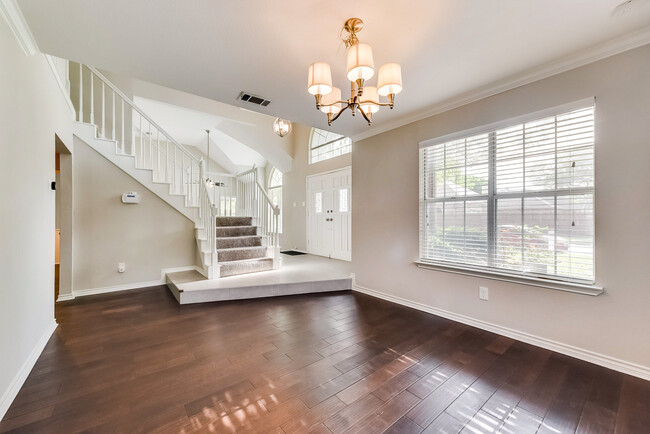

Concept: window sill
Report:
left=414, top=261, right=603, bottom=296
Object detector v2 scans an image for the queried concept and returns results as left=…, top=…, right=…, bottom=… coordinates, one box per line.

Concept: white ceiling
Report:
left=17, top=0, right=650, bottom=138
left=133, top=96, right=267, bottom=172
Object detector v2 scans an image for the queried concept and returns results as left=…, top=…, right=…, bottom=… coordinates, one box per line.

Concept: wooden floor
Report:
left=1, top=287, right=648, bottom=433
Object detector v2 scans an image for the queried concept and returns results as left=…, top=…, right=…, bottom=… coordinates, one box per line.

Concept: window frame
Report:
left=309, top=128, right=352, bottom=164
left=417, top=98, right=603, bottom=295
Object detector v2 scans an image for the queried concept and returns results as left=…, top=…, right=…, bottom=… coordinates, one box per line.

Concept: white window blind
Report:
left=419, top=104, right=595, bottom=283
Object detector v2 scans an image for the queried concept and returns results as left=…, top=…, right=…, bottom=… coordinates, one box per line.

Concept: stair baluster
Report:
left=69, top=61, right=280, bottom=278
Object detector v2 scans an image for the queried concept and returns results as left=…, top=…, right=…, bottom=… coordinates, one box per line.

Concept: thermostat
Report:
left=121, top=191, right=141, bottom=204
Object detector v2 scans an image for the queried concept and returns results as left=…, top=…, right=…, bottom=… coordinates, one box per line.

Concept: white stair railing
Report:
left=204, top=168, right=281, bottom=270
left=254, top=176, right=281, bottom=269
left=234, top=168, right=281, bottom=269
left=198, top=161, right=218, bottom=271
left=206, top=171, right=237, bottom=217
left=69, top=61, right=281, bottom=275
left=71, top=63, right=202, bottom=207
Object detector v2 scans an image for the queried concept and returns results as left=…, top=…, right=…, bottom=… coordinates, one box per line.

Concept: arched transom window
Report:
left=309, top=128, right=352, bottom=164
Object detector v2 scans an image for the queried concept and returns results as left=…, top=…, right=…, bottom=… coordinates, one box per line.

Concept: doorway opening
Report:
left=55, top=134, right=72, bottom=303
left=55, top=152, right=60, bottom=300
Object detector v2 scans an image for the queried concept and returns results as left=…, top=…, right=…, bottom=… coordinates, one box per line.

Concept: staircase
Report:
left=68, top=62, right=281, bottom=280
left=215, top=217, right=273, bottom=277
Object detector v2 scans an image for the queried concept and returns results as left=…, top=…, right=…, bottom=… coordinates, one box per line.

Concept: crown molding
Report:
left=351, top=25, right=650, bottom=142
left=0, top=0, right=39, bottom=56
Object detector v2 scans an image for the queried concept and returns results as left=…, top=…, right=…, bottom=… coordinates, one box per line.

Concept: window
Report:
left=268, top=167, right=282, bottom=233
left=314, top=192, right=323, bottom=213
left=419, top=102, right=595, bottom=284
left=339, top=188, right=349, bottom=213
left=310, top=128, right=352, bottom=164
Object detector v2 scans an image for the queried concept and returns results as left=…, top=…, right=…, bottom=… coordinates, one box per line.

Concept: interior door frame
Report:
left=306, top=165, right=352, bottom=260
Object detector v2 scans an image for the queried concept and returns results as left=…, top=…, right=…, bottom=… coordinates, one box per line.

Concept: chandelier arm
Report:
left=358, top=105, right=373, bottom=125
left=358, top=101, right=394, bottom=108
left=327, top=104, right=351, bottom=125
left=319, top=100, right=349, bottom=109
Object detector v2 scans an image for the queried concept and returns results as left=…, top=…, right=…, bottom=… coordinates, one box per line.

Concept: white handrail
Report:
left=69, top=60, right=281, bottom=275
left=86, top=66, right=198, bottom=162
left=72, top=62, right=203, bottom=208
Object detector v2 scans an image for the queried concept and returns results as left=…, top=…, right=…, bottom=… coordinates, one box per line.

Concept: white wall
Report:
left=99, top=70, right=294, bottom=173
left=281, top=123, right=352, bottom=251
left=0, top=20, right=73, bottom=417
left=69, top=137, right=197, bottom=293
left=352, top=45, right=650, bottom=375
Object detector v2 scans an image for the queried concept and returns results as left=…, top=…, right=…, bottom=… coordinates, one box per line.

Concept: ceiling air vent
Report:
left=237, top=92, right=271, bottom=107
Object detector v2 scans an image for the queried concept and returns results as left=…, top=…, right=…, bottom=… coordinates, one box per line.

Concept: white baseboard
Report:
left=56, top=293, right=75, bottom=302
left=72, top=279, right=166, bottom=298
left=0, top=319, right=57, bottom=420
left=57, top=266, right=200, bottom=301
left=353, top=284, right=650, bottom=381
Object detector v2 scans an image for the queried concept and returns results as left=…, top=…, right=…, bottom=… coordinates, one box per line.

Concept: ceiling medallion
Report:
left=273, top=118, right=292, bottom=137
left=307, top=18, right=403, bottom=126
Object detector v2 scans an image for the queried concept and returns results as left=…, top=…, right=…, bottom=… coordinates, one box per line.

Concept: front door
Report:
left=307, top=167, right=351, bottom=261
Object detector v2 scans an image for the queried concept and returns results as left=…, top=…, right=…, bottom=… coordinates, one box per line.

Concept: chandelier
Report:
left=307, top=18, right=403, bottom=126
left=273, top=118, right=292, bottom=137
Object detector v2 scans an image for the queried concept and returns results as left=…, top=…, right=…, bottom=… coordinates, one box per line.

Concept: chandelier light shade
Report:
left=377, top=63, right=403, bottom=96
left=307, top=62, right=333, bottom=96
left=346, top=43, right=375, bottom=82
left=320, top=87, right=342, bottom=114
left=307, top=18, right=403, bottom=126
left=359, top=86, right=380, bottom=114
left=273, top=118, right=292, bottom=137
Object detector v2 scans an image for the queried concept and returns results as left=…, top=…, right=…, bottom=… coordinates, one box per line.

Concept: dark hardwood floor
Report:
left=1, top=286, right=648, bottom=433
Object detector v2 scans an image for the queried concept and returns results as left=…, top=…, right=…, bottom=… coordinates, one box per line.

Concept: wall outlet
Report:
left=479, top=286, right=489, bottom=300
left=118, top=262, right=126, bottom=273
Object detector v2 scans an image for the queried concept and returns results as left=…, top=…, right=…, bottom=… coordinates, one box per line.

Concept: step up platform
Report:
left=166, top=254, right=352, bottom=304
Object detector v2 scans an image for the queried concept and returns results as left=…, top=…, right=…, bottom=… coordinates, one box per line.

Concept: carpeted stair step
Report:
left=217, top=246, right=267, bottom=262
left=220, top=257, right=273, bottom=277
left=216, top=235, right=262, bottom=249
left=215, top=216, right=252, bottom=227
left=216, top=226, right=258, bottom=237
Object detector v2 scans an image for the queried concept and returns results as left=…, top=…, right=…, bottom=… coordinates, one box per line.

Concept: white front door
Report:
left=307, top=167, right=351, bottom=261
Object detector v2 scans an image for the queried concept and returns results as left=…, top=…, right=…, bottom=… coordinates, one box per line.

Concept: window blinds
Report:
left=419, top=104, right=595, bottom=282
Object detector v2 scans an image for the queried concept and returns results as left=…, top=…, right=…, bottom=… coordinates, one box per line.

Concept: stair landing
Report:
left=166, top=254, right=352, bottom=304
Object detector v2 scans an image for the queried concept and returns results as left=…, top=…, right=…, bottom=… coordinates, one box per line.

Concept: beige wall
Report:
left=353, top=45, right=650, bottom=369
left=0, top=21, right=73, bottom=416
left=71, top=137, right=197, bottom=292
left=281, top=123, right=352, bottom=251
